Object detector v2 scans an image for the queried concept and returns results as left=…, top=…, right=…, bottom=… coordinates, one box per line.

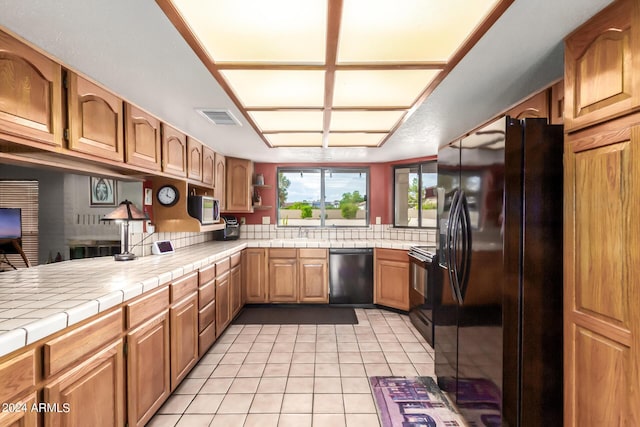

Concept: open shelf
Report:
left=152, top=177, right=225, bottom=232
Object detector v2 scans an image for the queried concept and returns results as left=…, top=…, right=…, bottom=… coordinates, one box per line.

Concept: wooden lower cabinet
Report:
left=170, top=293, right=199, bottom=390
left=244, top=248, right=268, bottom=303
left=43, top=340, right=124, bottom=427
left=374, top=248, right=409, bottom=311
left=298, top=250, right=328, bottom=303
left=564, top=117, right=640, bottom=427
left=229, top=252, right=242, bottom=318
left=216, top=271, right=231, bottom=337
left=127, top=311, right=170, bottom=427
left=0, top=392, right=37, bottom=427
left=268, top=257, right=298, bottom=303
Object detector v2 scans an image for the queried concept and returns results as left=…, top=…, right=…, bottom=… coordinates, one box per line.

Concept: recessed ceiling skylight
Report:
left=157, top=0, right=510, bottom=148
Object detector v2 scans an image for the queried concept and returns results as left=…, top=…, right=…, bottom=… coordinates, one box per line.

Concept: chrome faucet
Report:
left=297, top=227, right=309, bottom=238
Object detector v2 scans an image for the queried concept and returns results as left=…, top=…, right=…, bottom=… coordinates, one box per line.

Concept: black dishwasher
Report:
left=329, top=248, right=374, bottom=305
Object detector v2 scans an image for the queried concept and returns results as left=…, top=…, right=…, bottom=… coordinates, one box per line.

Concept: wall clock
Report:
left=156, top=184, right=179, bottom=207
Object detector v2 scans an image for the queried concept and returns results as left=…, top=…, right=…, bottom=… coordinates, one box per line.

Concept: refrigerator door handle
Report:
left=446, top=190, right=461, bottom=302
left=449, top=190, right=464, bottom=303
left=457, top=192, right=473, bottom=303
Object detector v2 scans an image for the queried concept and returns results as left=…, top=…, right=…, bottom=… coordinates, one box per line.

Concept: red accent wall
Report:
left=242, top=155, right=436, bottom=225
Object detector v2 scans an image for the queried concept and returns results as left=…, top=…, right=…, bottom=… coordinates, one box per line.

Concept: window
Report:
left=277, top=167, right=369, bottom=227
left=394, top=161, right=437, bottom=228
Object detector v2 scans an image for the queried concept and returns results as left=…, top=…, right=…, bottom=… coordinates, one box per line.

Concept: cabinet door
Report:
left=225, top=157, right=253, bottom=212
left=244, top=248, right=268, bottom=303
left=374, top=257, right=409, bottom=311
left=550, top=80, right=564, bottom=125
left=0, top=392, right=37, bottom=427
left=161, top=123, right=187, bottom=177
left=215, top=272, right=230, bottom=337
left=187, top=137, right=203, bottom=181
left=202, top=146, right=215, bottom=187
left=564, top=119, right=640, bottom=427
left=0, top=30, right=63, bottom=148
left=299, top=258, right=328, bottom=303
left=170, top=293, right=199, bottom=390
left=564, top=0, right=639, bottom=132
left=67, top=72, right=124, bottom=161
left=124, top=103, right=161, bottom=171
left=506, top=89, right=549, bottom=120
left=230, top=264, right=242, bottom=317
left=43, top=340, right=124, bottom=427
left=214, top=152, right=226, bottom=209
left=127, top=311, right=170, bottom=427
left=269, top=258, right=298, bottom=302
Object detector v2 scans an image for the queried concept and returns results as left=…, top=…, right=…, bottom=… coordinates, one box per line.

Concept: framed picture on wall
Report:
left=90, top=177, right=117, bottom=207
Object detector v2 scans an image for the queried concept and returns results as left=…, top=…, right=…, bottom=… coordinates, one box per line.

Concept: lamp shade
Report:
left=101, top=200, right=149, bottom=221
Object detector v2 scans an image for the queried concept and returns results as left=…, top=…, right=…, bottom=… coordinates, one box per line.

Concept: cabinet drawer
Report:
left=216, top=258, right=230, bottom=276
left=230, top=252, right=242, bottom=267
left=199, top=279, right=216, bottom=308
left=126, top=286, right=170, bottom=329
left=269, top=248, right=297, bottom=258
left=171, top=272, right=198, bottom=302
left=375, top=248, right=408, bottom=263
left=199, top=263, right=216, bottom=285
left=299, top=248, right=327, bottom=259
left=199, top=321, right=216, bottom=357
left=44, top=309, right=122, bottom=378
left=199, top=299, right=216, bottom=333
left=0, top=350, right=36, bottom=404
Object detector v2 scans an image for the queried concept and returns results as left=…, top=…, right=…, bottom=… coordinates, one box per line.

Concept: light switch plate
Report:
left=262, top=216, right=271, bottom=225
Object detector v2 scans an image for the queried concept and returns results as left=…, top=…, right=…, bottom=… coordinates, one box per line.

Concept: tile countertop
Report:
left=0, top=239, right=423, bottom=357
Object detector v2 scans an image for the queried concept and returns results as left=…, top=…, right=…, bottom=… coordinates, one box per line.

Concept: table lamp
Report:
left=101, top=200, right=149, bottom=261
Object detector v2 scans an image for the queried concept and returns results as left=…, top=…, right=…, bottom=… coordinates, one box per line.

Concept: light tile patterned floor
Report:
left=146, top=308, right=444, bottom=427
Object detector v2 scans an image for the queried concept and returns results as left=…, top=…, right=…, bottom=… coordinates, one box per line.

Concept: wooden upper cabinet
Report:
left=161, top=123, right=187, bottom=177
left=550, top=80, right=565, bottom=125
left=225, top=156, right=254, bottom=212
left=214, top=152, right=226, bottom=209
left=124, top=103, right=161, bottom=171
left=202, top=146, right=215, bottom=187
left=186, top=137, right=203, bottom=182
left=67, top=72, right=124, bottom=161
left=506, top=89, right=549, bottom=120
left=564, top=0, right=639, bottom=132
left=0, top=30, right=63, bottom=148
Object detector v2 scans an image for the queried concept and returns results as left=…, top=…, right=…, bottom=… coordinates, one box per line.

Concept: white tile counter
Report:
left=0, top=238, right=426, bottom=357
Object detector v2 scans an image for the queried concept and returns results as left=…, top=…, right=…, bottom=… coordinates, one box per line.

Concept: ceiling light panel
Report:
left=338, top=0, right=501, bottom=63
left=264, top=133, right=323, bottom=147
left=172, top=0, right=327, bottom=63
left=220, top=70, right=326, bottom=108
left=328, top=133, right=387, bottom=147
left=249, top=111, right=324, bottom=132
left=333, top=69, right=439, bottom=108
left=330, top=110, right=406, bottom=132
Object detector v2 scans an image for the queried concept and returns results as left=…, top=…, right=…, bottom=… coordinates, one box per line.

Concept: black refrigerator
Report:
left=434, top=117, right=563, bottom=427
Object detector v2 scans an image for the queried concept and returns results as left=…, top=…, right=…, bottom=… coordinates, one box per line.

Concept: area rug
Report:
left=233, top=304, right=358, bottom=325
left=370, top=376, right=464, bottom=427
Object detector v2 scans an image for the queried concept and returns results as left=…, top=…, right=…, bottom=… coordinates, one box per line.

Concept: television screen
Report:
left=0, top=208, right=22, bottom=239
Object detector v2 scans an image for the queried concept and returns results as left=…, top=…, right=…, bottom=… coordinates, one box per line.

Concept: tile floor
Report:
left=147, top=308, right=458, bottom=427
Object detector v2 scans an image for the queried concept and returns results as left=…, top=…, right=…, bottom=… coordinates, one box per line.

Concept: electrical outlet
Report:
left=262, top=216, right=271, bottom=225
left=376, top=216, right=381, bottom=225
left=240, top=217, right=246, bottom=225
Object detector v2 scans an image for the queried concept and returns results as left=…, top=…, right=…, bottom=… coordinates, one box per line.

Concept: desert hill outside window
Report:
left=394, top=162, right=437, bottom=228
left=277, top=167, right=369, bottom=227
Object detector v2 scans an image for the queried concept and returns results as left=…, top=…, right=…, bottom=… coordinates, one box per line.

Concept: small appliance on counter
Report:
left=187, top=195, right=220, bottom=225
left=215, top=215, right=240, bottom=240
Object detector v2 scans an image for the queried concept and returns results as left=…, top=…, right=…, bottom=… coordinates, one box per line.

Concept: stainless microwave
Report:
left=187, top=195, right=220, bottom=224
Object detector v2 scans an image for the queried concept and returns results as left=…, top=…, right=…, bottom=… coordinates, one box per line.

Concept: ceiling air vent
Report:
left=197, top=109, right=242, bottom=126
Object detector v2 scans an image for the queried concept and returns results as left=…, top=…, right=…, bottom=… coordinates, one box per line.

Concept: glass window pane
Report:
left=277, top=169, right=322, bottom=226
left=394, top=166, right=419, bottom=227
left=421, top=171, right=437, bottom=227
left=325, top=169, right=368, bottom=226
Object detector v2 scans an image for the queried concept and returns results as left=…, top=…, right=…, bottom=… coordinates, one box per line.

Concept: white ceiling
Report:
left=0, top=0, right=613, bottom=163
